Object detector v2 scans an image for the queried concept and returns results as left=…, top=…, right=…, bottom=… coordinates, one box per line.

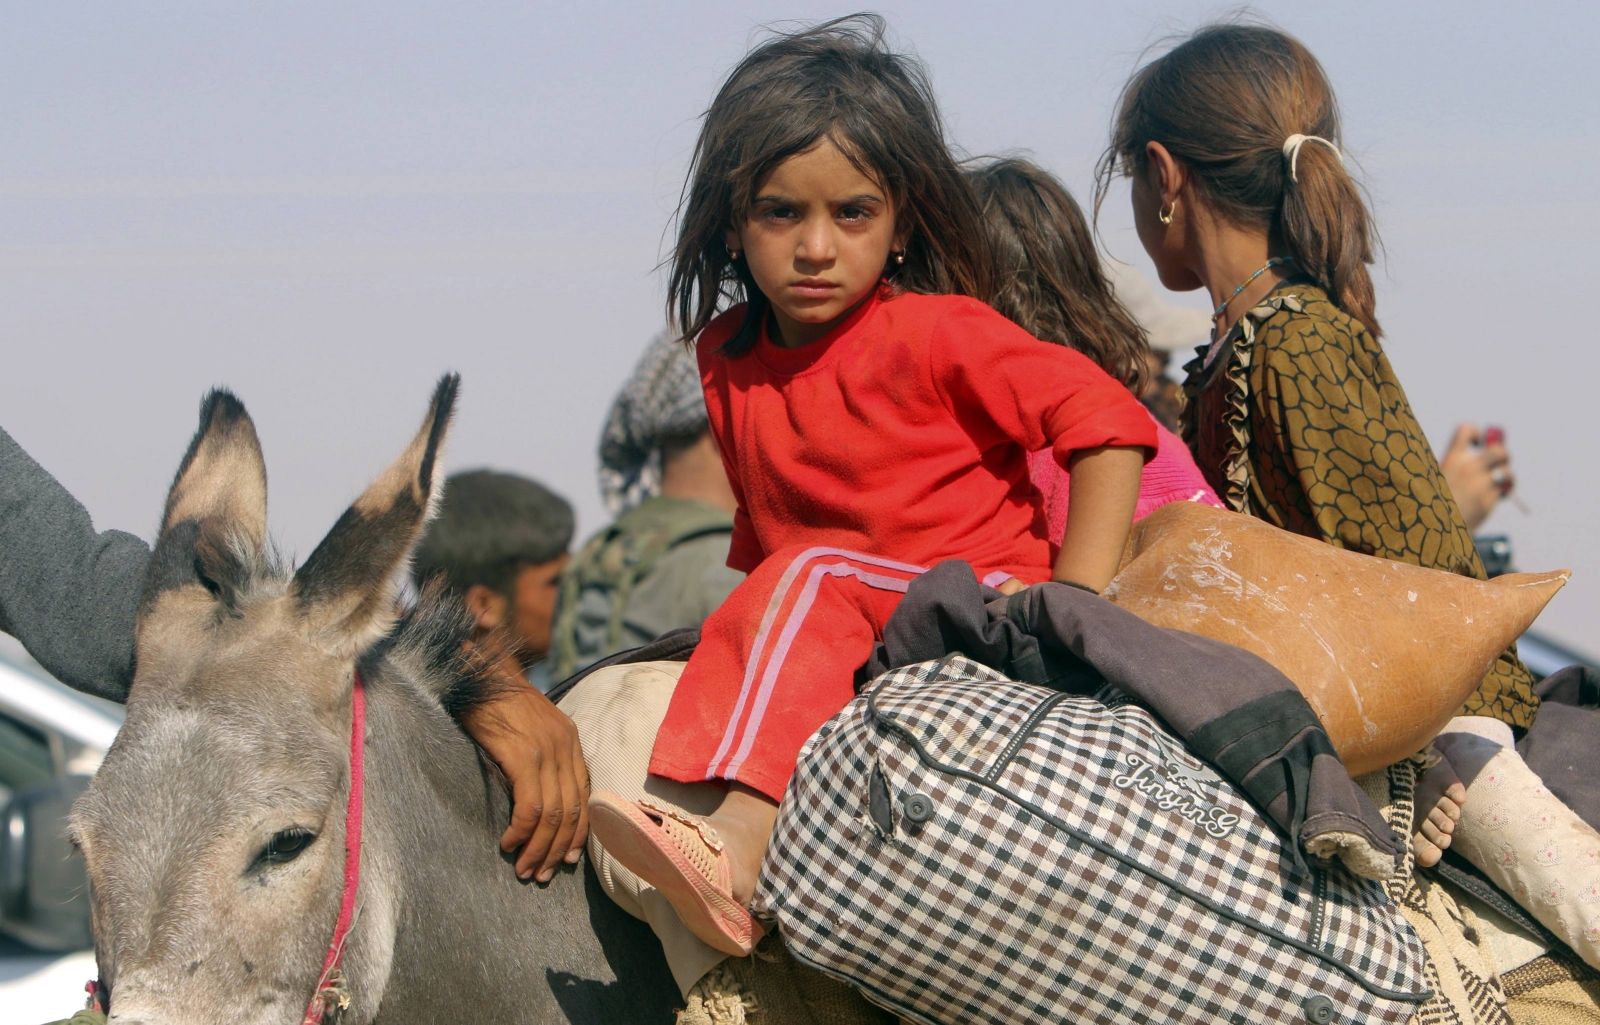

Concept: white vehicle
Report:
left=0, top=645, right=121, bottom=1022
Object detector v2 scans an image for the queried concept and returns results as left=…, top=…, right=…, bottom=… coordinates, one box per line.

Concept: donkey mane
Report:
left=369, top=579, right=529, bottom=722
left=173, top=534, right=523, bottom=729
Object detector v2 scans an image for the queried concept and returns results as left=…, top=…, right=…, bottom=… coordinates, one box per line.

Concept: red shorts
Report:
left=647, top=545, right=930, bottom=801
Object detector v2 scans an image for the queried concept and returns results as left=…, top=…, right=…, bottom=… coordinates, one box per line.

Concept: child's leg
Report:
left=558, top=659, right=731, bottom=991
left=1433, top=715, right=1600, bottom=970
left=591, top=545, right=923, bottom=954
left=698, top=782, right=780, bottom=904
left=648, top=545, right=924, bottom=796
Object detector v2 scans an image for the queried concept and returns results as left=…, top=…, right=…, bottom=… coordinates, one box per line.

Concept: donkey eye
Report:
left=253, top=828, right=316, bottom=870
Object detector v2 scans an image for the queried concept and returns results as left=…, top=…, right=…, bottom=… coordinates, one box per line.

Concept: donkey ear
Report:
left=293, top=374, right=458, bottom=656
left=140, top=389, right=268, bottom=619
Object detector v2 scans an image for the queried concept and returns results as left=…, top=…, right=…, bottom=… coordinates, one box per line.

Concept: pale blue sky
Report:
left=3, top=2, right=1596, bottom=650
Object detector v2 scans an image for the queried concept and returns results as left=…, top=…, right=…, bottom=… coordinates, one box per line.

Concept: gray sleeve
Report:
left=0, top=426, right=147, bottom=702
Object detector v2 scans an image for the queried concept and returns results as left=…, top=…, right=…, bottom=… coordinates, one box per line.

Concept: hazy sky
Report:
left=3, top=2, right=1597, bottom=652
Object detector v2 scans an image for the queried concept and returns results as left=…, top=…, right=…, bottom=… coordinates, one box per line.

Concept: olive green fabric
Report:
left=40, top=1011, right=106, bottom=1025
left=1181, top=283, right=1537, bottom=731
left=551, top=496, right=741, bottom=679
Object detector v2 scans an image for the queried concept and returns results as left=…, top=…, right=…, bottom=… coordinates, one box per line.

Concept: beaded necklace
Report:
left=1211, top=256, right=1294, bottom=336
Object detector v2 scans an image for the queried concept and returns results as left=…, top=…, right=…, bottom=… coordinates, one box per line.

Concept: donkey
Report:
left=70, top=377, right=681, bottom=1024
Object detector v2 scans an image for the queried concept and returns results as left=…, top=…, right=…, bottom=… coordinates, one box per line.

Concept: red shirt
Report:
left=699, top=291, right=1158, bottom=584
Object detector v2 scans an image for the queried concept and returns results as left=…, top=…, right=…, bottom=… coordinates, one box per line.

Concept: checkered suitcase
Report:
left=753, top=655, right=1432, bottom=1025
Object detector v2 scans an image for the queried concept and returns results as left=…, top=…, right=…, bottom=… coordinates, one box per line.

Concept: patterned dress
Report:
left=1180, top=282, right=1537, bottom=730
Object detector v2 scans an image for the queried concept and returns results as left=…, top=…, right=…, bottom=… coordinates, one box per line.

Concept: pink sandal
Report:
left=587, top=791, right=757, bottom=956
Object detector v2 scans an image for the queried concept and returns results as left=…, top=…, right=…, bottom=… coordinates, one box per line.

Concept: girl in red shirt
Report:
left=589, top=17, right=1156, bottom=956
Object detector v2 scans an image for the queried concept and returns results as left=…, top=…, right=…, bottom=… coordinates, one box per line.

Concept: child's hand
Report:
left=996, top=577, right=1028, bottom=596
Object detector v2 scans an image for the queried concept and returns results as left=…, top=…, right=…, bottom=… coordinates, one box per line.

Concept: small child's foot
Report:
left=1413, top=752, right=1466, bottom=868
left=588, top=792, right=757, bottom=955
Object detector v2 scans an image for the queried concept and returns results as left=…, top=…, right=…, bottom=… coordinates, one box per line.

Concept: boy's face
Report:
left=507, top=555, right=569, bottom=661
left=465, top=554, right=569, bottom=665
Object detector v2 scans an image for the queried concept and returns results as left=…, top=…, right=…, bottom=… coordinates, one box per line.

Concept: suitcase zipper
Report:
left=984, top=690, right=1071, bottom=783
left=1310, top=866, right=1329, bottom=950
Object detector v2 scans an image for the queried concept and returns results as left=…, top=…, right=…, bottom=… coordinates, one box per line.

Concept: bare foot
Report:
left=702, top=783, right=780, bottom=904
left=1413, top=752, right=1466, bottom=868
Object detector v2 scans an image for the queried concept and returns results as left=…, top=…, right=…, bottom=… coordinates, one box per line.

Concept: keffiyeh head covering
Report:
left=598, top=330, right=709, bottom=514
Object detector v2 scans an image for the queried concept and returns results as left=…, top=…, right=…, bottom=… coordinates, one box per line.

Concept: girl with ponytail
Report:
left=1098, top=22, right=1600, bottom=975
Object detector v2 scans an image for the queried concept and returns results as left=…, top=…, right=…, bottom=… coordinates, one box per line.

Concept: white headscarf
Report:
left=597, top=331, right=708, bottom=514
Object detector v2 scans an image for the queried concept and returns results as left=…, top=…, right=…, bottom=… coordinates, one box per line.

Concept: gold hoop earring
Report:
left=1158, top=202, right=1175, bottom=226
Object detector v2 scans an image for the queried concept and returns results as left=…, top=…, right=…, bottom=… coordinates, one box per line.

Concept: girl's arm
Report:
left=928, top=303, right=1155, bottom=592
left=1055, top=445, right=1144, bottom=591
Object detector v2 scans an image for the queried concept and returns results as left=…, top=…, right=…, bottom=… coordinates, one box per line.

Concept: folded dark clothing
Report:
left=1519, top=664, right=1600, bottom=832
left=867, top=560, right=1402, bottom=879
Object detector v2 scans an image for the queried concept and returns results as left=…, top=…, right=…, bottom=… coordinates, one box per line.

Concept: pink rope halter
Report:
left=303, top=669, right=369, bottom=1024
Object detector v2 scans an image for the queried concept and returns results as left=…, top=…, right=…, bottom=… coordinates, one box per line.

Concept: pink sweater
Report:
left=1028, top=418, right=1222, bottom=546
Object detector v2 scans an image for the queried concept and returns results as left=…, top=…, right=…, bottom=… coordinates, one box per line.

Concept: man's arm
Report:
left=0, top=426, right=146, bottom=702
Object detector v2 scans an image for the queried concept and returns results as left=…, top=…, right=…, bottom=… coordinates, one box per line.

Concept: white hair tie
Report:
left=1282, top=133, right=1342, bottom=183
